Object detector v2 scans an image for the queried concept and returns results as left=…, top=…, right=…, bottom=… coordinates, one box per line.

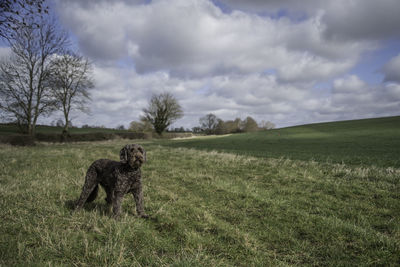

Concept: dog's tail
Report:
left=86, top=185, right=99, bottom=203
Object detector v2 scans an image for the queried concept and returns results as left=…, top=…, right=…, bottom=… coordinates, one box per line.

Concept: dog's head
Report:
left=119, top=144, right=146, bottom=168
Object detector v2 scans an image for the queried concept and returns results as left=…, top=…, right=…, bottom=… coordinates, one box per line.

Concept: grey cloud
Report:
left=322, top=0, right=400, bottom=41
left=221, top=0, right=400, bottom=41
left=56, top=0, right=134, bottom=61
left=0, top=47, right=11, bottom=59
left=216, top=0, right=323, bottom=15
left=382, top=54, right=400, bottom=83
left=56, top=0, right=145, bottom=9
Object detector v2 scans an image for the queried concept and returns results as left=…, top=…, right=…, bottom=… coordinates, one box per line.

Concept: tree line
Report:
left=195, top=113, right=275, bottom=135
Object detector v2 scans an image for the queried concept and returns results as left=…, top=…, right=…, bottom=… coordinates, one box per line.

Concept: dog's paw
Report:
left=139, top=213, right=149, bottom=219
left=111, top=213, right=121, bottom=220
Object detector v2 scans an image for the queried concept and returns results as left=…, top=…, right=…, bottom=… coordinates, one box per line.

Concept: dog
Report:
left=75, top=144, right=148, bottom=219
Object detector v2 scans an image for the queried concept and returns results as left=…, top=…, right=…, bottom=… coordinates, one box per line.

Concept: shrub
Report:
left=0, top=134, right=36, bottom=146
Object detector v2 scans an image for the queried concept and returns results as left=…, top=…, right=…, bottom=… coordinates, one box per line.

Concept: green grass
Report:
left=1, top=138, right=399, bottom=265
left=166, top=116, right=400, bottom=168
left=1, top=117, right=399, bottom=265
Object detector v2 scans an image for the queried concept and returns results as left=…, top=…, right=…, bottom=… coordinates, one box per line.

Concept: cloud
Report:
left=382, top=54, right=400, bottom=83
left=0, top=46, right=11, bottom=59
left=332, top=75, right=366, bottom=94
left=56, top=0, right=367, bottom=81
left=322, top=0, right=400, bottom=41
left=215, top=0, right=323, bottom=15
left=56, top=0, right=138, bottom=61
left=220, top=0, right=400, bottom=41
left=325, top=75, right=400, bottom=119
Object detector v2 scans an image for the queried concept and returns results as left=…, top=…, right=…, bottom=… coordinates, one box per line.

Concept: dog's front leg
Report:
left=132, top=186, right=149, bottom=218
left=112, top=192, right=124, bottom=219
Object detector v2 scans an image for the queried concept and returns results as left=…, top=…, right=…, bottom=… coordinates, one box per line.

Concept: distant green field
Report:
left=166, top=116, right=400, bottom=168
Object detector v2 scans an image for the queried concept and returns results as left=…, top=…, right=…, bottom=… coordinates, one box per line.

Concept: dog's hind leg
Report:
left=104, top=187, right=113, bottom=214
left=86, top=184, right=99, bottom=203
left=75, top=166, right=98, bottom=210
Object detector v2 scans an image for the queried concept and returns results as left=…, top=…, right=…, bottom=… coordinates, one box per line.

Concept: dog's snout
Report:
left=134, top=154, right=143, bottom=160
left=129, top=151, right=144, bottom=166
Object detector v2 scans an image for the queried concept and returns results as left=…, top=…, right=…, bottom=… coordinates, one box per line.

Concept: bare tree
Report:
left=0, top=0, right=48, bottom=40
left=48, top=53, right=93, bottom=134
left=199, top=113, right=219, bottom=134
left=141, top=92, right=183, bottom=135
left=0, top=16, right=69, bottom=135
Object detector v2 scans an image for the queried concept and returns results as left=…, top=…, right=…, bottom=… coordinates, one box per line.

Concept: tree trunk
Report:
left=63, top=102, right=69, bottom=134
left=27, top=122, right=33, bottom=136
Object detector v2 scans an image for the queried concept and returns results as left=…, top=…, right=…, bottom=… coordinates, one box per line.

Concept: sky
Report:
left=10, top=0, right=400, bottom=129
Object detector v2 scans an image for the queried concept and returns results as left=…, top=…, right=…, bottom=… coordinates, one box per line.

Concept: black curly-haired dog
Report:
left=75, top=144, right=149, bottom=219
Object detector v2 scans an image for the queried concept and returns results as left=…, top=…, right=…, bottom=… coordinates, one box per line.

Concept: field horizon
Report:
left=1, top=114, right=399, bottom=134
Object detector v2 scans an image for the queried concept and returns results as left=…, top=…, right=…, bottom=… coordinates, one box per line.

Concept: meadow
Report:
left=166, top=116, right=400, bottom=168
left=0, top=117, right=399, bottom=266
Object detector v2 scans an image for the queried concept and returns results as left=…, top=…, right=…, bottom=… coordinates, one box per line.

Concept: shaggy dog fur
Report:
left=75, top=144, right=148, bottom=219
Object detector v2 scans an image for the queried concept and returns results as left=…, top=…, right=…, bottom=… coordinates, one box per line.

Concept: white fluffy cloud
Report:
left=49, top=0, right=400, bottom=128
left=320, top=75, right=400, bottom=120
left=57, top=0, right=367, bottom=80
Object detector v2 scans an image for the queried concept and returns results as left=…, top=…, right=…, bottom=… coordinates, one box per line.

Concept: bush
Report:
left=35, top=133, right=63, bottom=142
left=33, top=132, right=149, bottom=143
left=115, top=132, right=146, bottom=140
left=0, top=135, right=36, bottom=146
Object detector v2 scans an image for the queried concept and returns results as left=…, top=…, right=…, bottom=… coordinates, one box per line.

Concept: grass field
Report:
left=166, top=116, right=400, bottom=168
left=0, top=117, right=399, bottom=265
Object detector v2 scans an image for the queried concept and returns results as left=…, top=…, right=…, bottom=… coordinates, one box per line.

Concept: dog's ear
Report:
left=119, top=145, right=130, bottom=164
